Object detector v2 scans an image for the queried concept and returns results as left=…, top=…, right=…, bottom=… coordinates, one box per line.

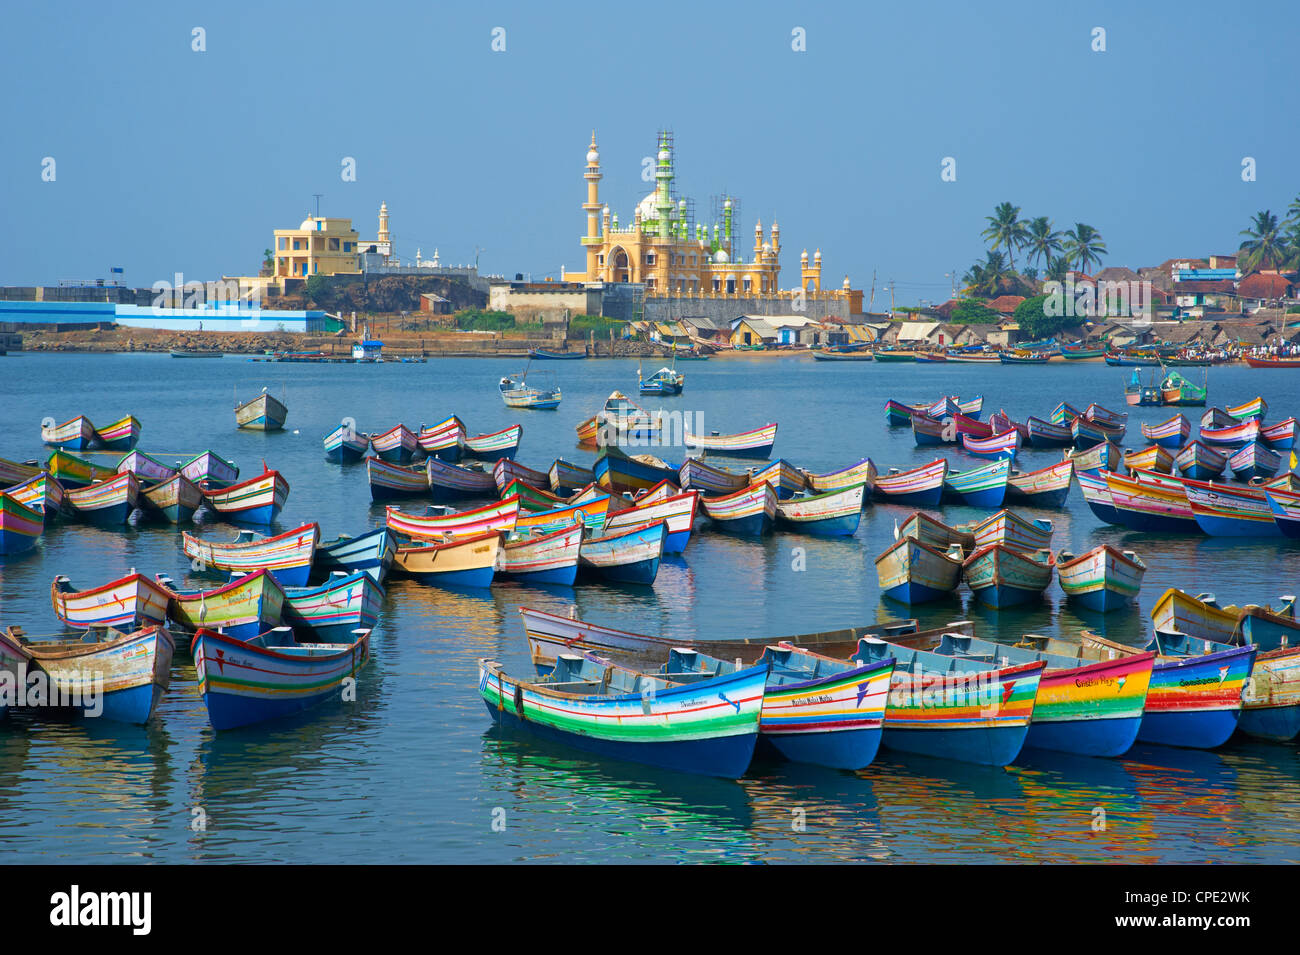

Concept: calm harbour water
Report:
left=1, top=351, right=1298, bottom=864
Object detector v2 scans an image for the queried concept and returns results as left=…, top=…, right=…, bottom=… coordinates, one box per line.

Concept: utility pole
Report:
left=312, top=194, right=323, bottom=218
left=889, top=280, right=896, bottom=318
left=868, top=269, right=876, bottom=313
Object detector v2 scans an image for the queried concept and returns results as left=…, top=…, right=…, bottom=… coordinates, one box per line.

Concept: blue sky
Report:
left=3, top=0, right=1297, bottom=304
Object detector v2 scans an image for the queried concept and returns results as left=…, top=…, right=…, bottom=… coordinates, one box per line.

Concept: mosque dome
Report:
left=635, top=191, right=660, bottom=219
left=658, top=149, right=670, bottom=162
left=714, top=249, right=730, bottom=264
left=587, top=148, right=599, bottom=163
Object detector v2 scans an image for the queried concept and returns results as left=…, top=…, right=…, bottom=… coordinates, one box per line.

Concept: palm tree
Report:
left=1239, top=210, right=1288, bottom=273
left=981, top=202, right=1028, bottom=272
left=963, top=250, right=1011, bottom=297
left=1286, top=194, right=1300, bottom=226
left=1062, top=223, right=1106, bottom=274
left=1024, top=217, right=1063, bottom=271
left=1044, top=255, right=1071, bottom=283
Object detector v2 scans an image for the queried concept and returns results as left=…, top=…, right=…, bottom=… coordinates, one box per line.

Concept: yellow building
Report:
left=273, top=216, right=360, bottom=280
left=565, top=131, right=860, bottom=312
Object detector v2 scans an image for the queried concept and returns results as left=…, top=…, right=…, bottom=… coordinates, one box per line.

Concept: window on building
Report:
left=713, top=278, right=720, bottom=292
left=344, top=242, right=353, bottom=252
left=329, top=238, right=340, bottom=251
left=743, top=278, right=752, bottom=292
left=293, top=240, right=302, bottom=251
left=645, top=252, right=656, bottom=266
left=278, top=238, right=287, bottom=251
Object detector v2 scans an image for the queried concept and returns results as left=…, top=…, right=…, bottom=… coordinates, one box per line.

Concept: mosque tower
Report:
left=582, top=132, right=603, bottom=279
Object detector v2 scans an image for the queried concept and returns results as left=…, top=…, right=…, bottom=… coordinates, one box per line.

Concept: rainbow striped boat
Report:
left=678, top=457, right=751, bottom=495
left=234, top=390, right=287, bottom=431
left=1080, top=631, right=1254, bottom=749
left=158, top=569, right=287, bottom=641
left=852, top=636, right=1044, bottom=766
left=193, top=624, right=370, bottom=730
left=1182, top=478, right=1281, bottom=537
left=899, top=511, right=974, bottom=553
left=1265, top=486, right=1300, bottom=537
left=962, top=545, right=1055, bottom=609
left=493, top=459, right=549, bottom=494
left=604, top=489, right=699, bottom=553
left=95, top=415, right=141, bottom=452
left=1065, top=441, right=1121, bottom=474
left=140, top=474, right=204, bottom=524
left=516, top=494, right=610, bottom=535
left=387, top=496, right=521, bottom=541
left=182, top=522, right=320, bottom=587
left=1055, top=544, right=1146, bottom=612
left=988, top=411, right=1029, bottom=443
left=0, top=456, right=41, bottom=488
left=890, top=632, right=1153, bottom=758
left=315, top=528, right=395, bottom=584
left=960, top=429, right=1021, bottom=460
left=202, top=469, right=289, bottom=524
left=1226, top=396, right=1268, bottom=422
left=700, top=481, right=777, bottom=536
left=579, top=520, right=667, bottom=585
left=1005, top=459, right=1073, bottom=508
left=463, top=425, right=522, bottom=462
left=367, top=456, right=429, bottom=500
left=593, top=446, right=679, bottom=495
left=480, top=652, right=767, bottom=778
left=1050, top=402, right=1081, bottom=427
left=873, top=459, right=948, bottom=507
left=323, top=423, right=371, bottom=463
left=46, top=450, right=116, bottom=489
left=65, top=472, right=139, bottom=526
left=750, top=459, right=807, bottom=499
left=393, top=531, right=501, bottom=588
left=942, top=458, right=1011, bottom=508
left=1123, top=444, right=1175, bottom=475
left=1228, top=440, right=1281, bottom=482
left=180, top=450, right=239, bottom=490
left=1201, top=418, right=1260, bottom=447
left=0, top=492, right=43, bottom=555
left=425, top=457, right=496, bottom=500
left=51, top=572, right=170, bottom=630
left=912, top=411, right=992, bottom=446
left=1072, top=416, right=1124, bottom=448
left=417, top=416, right=466, bottom=461
left=499, top=523, right=584, bottom=586
left=1026, top=416, right=1073, bottom=447
left=970, top=509, right=1053, bottom=553
left=116, top=450, right=177, bottom=483
left=283, top=571, right=384, bottom=641
left=1261, top=417, right=1298, bottom=450
left=1102, top=469, right=1199, bottom=533
left=875, top=535, right=964, bottom=604
left=3, top=472, right=64, bottom=525
left=371, top=424, right=418, bottom=464
left=802, top=457, right=877, bottom=496
left=1174, top=440, right=1227, bottom=480
left=1076, top=470, right=1122, bottom=524
left=775, top=483, right=864, bottom=536
left=683, top=422, right=777, bottom=459
left=502, top=479, right=571, bottom=513
left=1141, top=414, right=1192, bottom=449
left=549, top=458, right=595, bottom=495
left=0, top=624, right=174, bottom=724
left=40, top=415, right=98, bottom=451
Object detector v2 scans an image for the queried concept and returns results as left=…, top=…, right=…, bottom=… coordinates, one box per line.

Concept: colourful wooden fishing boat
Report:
left=960, top=429, right=1021, bottom=460
left=234, top=389, right=288, bottom=431
left=116, top=450, right=177, bottom=483
left=183, top=522, right=319, bottom=586
left=282, top=571, right=383, bottom=641
left=1265, top=471, right=1300, bottom=492
left=579, top=520, right=667, bottom=585
left=813, top=348, right=874, bottom=361
left=1226, top=396, right=1267, bottom=422
left=314, top=527, right=395, bottom=584
left=873, top=459, right=948, bottom=507
left=417, top=415, right=466, bottom=461
left=549, top=458, right=595, bottom=495
left=1060, top=343, right=1107, bottom=360
left=498, top=523, right=583, bottom=586
left=1236, top=599, right=1300, bottom=651
left=1124, top=369, right=1163, bottom=407
left=0, top=492, right=43, bottom=555
left=683, top=423, right=777, bottom=459
left=638, top=365, right=685, bottom=396
left=1265, top=486, right=1300, bottom=537
left=0, top=456, right=41, bottom=488
left=874, top=535, right=964, bottom=604
left=45, top=450, right=116, bottom=489
left=193, top=624, right=370, bottom=730
left=852, top=636, right=1043, bottom=765
left=1141, top=414, right=1191, bottom=449
left=700, top=482, right=777, bottom=536
left=499, top=371, right=562, bottom=410
left=1201, top=418, right=1261, bottom=447
left=898, top=511, right=975, bottom=554
left=139, top=474, right=204, bottom=524
left=3, top=472, right=64, bottom=525
left=370, top=424, right=418, bottom=464
left=180, top=450, right=239, bottom=490
left=1072, top=416, right=1123, bottom=448
left=1200, top=406, right=1233, bottom=430
left=801, top=457, right=877, bottom=496
left=750, top=459, right=807, bottom=499
left=873, top=349, right=918, bottom=362
left=202, top=469, right=289, bottom=524
left=1005, top=459, right=1074, bottom=508
left=1150, top=588, right=1300, bottom=654
left=1065, top=441, right=1121, bottom=474
left=0, top=624, right=174, bottom=724
left=1074, top=470, right=1121, bottom=524
left=65, top=472, right=139, bottom=526
left=943, top=458, right=1011, bottom=508
left=603, top=489, right=699, bottom=554
left=1102, top=469, right=1199, bottom=533
left=1025, top=416, right=1073, bottom=447
left=425, top=457, right=496, bottom=500
left=1049, top=402, right=1081, bottom=427
left=1124, top=444, right=1174, bottom=475
left=386, top=496, right=521, bottom=541
left=323, top=423, right=371, bottom=463
left=393, top=531, right=501, bottom=588
left=1261, top=417, right=1299, bottom=451
left=593, top=445, right=679, bottom=494
left=515, top=494, right=610, bottom=535
left=95, top=415, right=141, bottom=452
left=1159, top=370, right=1206, bottom=407
left=462, top=425, right=522, bottom=462
left=1055, top=544, right=1146, bottom=612
left=987, top=411, right=1029, bottom=443
left=970, top=509, right=1053, bottom=553
left=367, top=456, right=429, bottom=500
left=1228, top=440, right=1281, bottom=481
left=479, top=652, right=766, bottom=778
left=501, top=478, right=569, bottom=513
left=912, top=411, right=991, bottom=446
left=578, top=392, right=663, bottom=448
left=493, top=458, right=549, bottom=494
left=1174, top=440, right=1227, bottom=480
left=1000, top=350, right=1052, bottom=364
left=157, top=568, right=286, bottom=641
left=678, top=457, right=751, bottom=495
left=528, top=348, right=586, bottom=360
left=774, top=483, right=864, bottom=536
left=1079, top=631, right=1255, bottom=749
left=890, top=631, right=1152, bottom=758
left=962, top=545, right=1055, bottom=609
left=885, top=399, right=924, bottom=426
left=1182, top=478, right=1281, bottom=537
left=40, top=415, right=98, bottom=451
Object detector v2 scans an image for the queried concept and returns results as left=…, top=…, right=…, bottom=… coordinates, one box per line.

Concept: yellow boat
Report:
left=392, top=531, right=501, bottom=588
